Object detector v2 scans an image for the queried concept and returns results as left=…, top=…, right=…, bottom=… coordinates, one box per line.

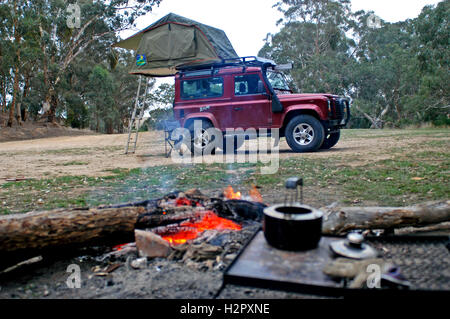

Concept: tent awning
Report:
left=114, top=13, right=239, bottom=77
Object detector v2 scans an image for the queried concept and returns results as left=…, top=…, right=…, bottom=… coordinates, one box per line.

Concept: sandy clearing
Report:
left=0, top=129, right=448, bottom=183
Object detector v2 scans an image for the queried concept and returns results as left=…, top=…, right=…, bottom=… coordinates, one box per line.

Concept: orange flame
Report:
left=161, top=211, right=242, bottom=245
left=249, top=184, right=263, bottom=203
left=224, top=185, right=241, bottom=200
left=112, top=243, right=131, bottom=251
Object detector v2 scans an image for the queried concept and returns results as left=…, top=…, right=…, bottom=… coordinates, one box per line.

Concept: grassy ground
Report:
left=1, top=128, right=449, bottom=214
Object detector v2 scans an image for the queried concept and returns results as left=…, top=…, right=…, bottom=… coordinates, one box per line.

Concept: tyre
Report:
left=285, top=115, right=325, bottom=152
left=321, top=130, right=340, bottom=149
left=187, top=120, right=217, bottom=155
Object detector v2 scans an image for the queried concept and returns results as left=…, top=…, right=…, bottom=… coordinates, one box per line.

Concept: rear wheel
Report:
left=285, top=115, right=324, bottom=152
left=321, top=130, right=341, bottom=149
left=187, top=120, right=217, bottom=155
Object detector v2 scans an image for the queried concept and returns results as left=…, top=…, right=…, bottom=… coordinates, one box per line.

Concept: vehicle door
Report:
left=231, top=73, right=272, bottom=129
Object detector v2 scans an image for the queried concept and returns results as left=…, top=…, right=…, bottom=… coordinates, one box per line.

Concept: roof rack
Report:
left=177, top=56, right=277, bottom=73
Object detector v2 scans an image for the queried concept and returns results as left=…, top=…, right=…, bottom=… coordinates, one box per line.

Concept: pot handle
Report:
left=285, top=177, right=303, bottom=205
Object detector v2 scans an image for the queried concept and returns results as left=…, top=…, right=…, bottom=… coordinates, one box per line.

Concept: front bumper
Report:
left=329, top=98, right=350, bottom=128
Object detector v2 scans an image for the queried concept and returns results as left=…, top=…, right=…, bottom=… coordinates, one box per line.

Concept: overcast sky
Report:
left=121, top=0, right=443, bottom=58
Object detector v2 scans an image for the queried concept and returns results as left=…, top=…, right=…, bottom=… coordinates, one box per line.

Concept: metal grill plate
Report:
left=224, top=231, right=450, bottom=296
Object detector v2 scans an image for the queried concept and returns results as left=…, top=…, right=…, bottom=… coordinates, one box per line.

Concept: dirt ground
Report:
left=0, top=117, right=95, bottom=144
left=0, top=224, right=326, bottom=300
left=0, top=128, right=448, bottom=300
left=1, top=129, right=447, bottom=183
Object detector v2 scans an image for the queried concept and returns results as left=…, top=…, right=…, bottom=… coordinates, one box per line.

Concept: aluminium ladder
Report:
left=125, top=76, right=150, bottom=154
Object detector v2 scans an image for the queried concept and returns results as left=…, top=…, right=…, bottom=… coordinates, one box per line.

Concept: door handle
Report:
left=233, top=107, right=243, bottom=111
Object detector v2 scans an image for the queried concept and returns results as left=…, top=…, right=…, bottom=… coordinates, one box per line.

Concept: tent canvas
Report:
left=114, top=13, right=239, bottom=77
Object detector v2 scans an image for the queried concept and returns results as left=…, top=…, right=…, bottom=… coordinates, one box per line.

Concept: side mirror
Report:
left=274, top=63, right=293, bottom=71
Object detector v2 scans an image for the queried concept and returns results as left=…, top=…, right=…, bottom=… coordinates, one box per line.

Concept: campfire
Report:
left=159, top=210, right=242, bottom=246
left=100, top=186, right=267, bottom=265
left=132, top=186, right=263, bottom=247
left=224, top=185, right=263, bottom=203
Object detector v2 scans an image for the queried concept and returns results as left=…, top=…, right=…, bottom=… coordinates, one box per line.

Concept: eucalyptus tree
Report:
left=31, top=0, right=161, bottom=123
left=410, top=0, right=449, bottom=124
left=259, top=0, right=356, bottom=94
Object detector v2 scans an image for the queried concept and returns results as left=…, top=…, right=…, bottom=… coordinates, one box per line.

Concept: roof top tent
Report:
left=115, top=13, right=239, bottom=154
left=113, top=13, right=239, bottom=77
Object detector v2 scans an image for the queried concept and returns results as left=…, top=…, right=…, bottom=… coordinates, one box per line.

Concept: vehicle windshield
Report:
left=267, top=71, right=291, bottom=91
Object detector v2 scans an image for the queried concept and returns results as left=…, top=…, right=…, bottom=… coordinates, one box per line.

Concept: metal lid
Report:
left=263, top=204, right=323, bottom=221
left=330, top=233, right=379, bottom=259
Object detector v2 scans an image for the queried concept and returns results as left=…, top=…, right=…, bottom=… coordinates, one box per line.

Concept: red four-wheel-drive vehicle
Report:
left=173, top=56, right=350, bottom=153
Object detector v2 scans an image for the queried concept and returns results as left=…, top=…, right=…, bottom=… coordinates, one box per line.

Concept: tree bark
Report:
left=0, top=77, right=6, bottom=113
left=8, top=56, right=20, bottom=127
left=0, top=206, right=147, bottom=253
left=0, top=200, right=448, bottom=255
left=321, top=200, right=450, bottom=235
left=20, top=74, right=31, bottom=121
left=8, top=0, right=21, bottom=127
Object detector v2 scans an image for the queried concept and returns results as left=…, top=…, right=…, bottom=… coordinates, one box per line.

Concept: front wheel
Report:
left=321, top=130, right=341, bottom=149
left=285, top=115, right=325, bottom=152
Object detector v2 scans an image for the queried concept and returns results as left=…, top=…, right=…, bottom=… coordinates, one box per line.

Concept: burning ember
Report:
left=161, top=211, right=242, bottom=245
left=224, top=185, right=242, bottom=200
left=224, top=185, right=263, bottom=203
left=110, top=189, right=264, bottom=260
left=249, top=185, right=263, bottom=203
left=112, top=243, right=129, bottom=251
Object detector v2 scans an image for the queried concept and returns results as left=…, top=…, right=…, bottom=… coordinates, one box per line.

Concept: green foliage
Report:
left=143, top=107, right=174, bottom=130
left=87, top=65, right=116, bottom=132
left=1, top=0, right=448, bottom=130
left=0, top=0, right=161, bottom=130
left=141, top=82, right=175, bottom=130
left=260, top=0, right=450, bottom=128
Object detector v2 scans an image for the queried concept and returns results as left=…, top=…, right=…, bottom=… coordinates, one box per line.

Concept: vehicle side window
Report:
left=180, top=77, right=223, bottom=100
left=234, top=74, right=265, bottom=96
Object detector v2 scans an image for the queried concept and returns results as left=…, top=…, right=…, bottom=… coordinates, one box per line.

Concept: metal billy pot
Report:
left=263, top=204, right=323, bottom=251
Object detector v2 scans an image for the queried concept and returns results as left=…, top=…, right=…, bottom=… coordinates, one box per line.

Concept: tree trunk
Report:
left=47, top=89, right=58, bottom=123
left=0, top=79, right=6, bottom=113
left=16, top=100, right=22, bottom=124
left=0, top=206, right=146, bottom=254
left=7, top=62, right=20, bottom=127
left=20, top=74, right=31, bottom=122
left=8, top=0, right=21, bottom=127
left=321, top=200, right=450, bottom=235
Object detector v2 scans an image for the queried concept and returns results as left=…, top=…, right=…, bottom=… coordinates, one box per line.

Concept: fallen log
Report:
left=0, top=200, right=448, bottom=256
left=0, top=206, right=146, bottom=253
left=321, top=200, right=450, bottom=235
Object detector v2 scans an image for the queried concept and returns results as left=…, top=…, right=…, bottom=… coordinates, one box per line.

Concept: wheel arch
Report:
left=281, top=108, right=323, bottom=135
left=184, top=114, right=217, bottom=129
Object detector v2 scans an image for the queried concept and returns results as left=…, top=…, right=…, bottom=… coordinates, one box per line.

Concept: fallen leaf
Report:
left=94, top=272, right=109, bottom=277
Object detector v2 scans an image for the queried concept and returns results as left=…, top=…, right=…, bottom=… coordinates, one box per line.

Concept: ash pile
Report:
left=94, top=187, right=264, bottom=273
